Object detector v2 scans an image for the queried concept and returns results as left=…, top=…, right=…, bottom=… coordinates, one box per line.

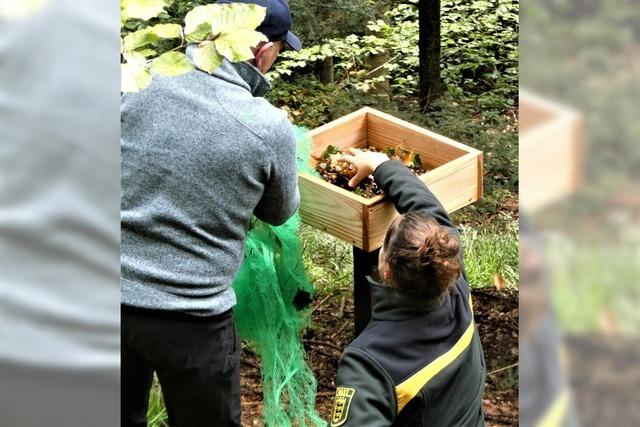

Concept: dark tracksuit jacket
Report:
left=330, top=160, right=486, bottom=427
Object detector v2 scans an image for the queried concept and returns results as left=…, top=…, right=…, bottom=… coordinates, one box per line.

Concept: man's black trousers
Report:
left=121, top=305, right=241, bottom=427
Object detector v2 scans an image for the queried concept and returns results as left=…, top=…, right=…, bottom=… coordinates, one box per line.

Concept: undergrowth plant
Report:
left=460, top=221, right=519, bottom=288
left=267, top=0, right=519, bottom=113
left=546, top=235, right=640, bottom=335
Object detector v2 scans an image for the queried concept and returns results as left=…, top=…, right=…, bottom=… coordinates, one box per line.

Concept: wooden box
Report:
left=520, top=91, right=583, bottom=213
left=298, top=107, right=483, bottom=251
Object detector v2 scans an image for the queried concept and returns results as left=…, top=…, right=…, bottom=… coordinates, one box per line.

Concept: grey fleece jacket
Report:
left=120, top=51, right=300, bottom=316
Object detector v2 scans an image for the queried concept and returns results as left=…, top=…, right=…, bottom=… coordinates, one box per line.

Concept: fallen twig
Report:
left=316, top=391, right=335, bottom=398
left=330, top=320, right=350, bottom=341
left=241, top=358, right=261, bottom=371
left=485, top=413, right=518, bottom=425
left=312, top=294, right=332, bottom=313
left=314, top=348, right=340, bottom=359
left=304, top=339, right=344, bottom=353
left=338, top=295, right=346, bottom=319
left=487, top=362, right=519, bottom=376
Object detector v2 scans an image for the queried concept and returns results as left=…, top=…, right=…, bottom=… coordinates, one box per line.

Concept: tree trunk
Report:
left=365, top=49, right=390, bottom=94
left=365, top=1, right=390, bottom=95
left=419, top=0, right=442, bottom=108
left=320, top=57, right=334, bottom=84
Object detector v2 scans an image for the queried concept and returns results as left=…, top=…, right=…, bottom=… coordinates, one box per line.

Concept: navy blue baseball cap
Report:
left=216, top=0, right=302, bottom=50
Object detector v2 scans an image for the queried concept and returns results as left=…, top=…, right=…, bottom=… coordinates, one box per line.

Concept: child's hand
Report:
left=338, top=148, right=389, bottom=188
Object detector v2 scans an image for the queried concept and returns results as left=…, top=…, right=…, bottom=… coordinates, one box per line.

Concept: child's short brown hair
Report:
left=382, top=213, right=461, bottom=304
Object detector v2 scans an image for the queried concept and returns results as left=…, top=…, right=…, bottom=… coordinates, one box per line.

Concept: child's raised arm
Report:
left=338, top=149, right=453, bottom=228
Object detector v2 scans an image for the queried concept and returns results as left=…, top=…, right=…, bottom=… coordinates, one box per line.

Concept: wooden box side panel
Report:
left=365, top=153, right=482, bottom=251
left=520, top=99, right=556, bottom=133
left=365, top=109, right=471, bottom=169
left=298, top=173, right=367, bottom=248
left=308, top=108, right=368, bottom=160
left=520, top=91, right=579, bottom=133
left=365, top=201, right=398, bottom=252
left=520, top=114, right=583, bottom=212
left=422, top=153, right=483, bottom=211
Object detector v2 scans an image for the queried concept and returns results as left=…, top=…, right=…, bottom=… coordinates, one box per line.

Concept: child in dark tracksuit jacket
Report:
left=329, top=149, right=486, bottom=427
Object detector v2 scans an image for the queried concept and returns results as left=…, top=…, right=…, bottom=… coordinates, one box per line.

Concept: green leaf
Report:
left=322, top=145, right=341, bottom=159
left=210, top=3, right=267, bottom=36
left=121, top=0, right=168, bottom=21
left=122, top=24, right=181, bottom=52
left=121, top=62, right=152, bottom=93
left=149, top=23, right=181, bottom=39
left=184, top=5, right=216, bottom=39
left=151, top=52, right=194, bottom=77
left=215, top=29, right=267, bottom=62
left=412, top=153, right=423, bottom=169
left=184, top=4, right=219, bottom=37
left=123, top=28, right=159, bottom=51
left=185, top=22, right=211, bottom=43
left=193, top=42, right=223, bottom=74
left=184, top=3, right=266, bottom=41
left=122, top=50, right=147, bottom=66
left=136, top=48, right=157, bottom=58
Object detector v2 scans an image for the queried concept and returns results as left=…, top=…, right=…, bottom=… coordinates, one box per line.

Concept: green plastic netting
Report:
left=232, top=126, right=325, bottom=426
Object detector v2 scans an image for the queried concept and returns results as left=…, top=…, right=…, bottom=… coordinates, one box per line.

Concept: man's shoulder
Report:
left=121, top=70, right=211, bottom=113
left=228, top=96, right=296, bottom=161
left=182, top=70, right=294, bottom=145
left=232, top=97, right=292, bottom=139
left=122, top=70, right=294, bottom=144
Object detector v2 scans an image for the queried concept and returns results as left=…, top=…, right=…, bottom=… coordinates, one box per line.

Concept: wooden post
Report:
left=353, top=247, right=380, bottom=336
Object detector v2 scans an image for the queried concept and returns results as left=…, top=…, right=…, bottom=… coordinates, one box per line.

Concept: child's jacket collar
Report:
left=367, top=276, right=450, bottom=321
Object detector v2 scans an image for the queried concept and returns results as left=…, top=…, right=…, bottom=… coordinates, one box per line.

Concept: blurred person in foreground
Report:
left=520, top=218, right=579, bottom=427
left=120, top=1, right=302, bottom=425
left=327, top=149, right=486, bottom=426
left=0, top=1, right=120, bottom=427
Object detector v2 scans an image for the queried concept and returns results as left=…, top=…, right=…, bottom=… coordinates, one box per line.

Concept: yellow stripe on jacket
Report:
left=395, top=293, right=476, bottom=413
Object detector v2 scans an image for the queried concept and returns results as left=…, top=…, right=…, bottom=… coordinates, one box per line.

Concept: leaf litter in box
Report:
left=315, top=144, right=428, bottom=199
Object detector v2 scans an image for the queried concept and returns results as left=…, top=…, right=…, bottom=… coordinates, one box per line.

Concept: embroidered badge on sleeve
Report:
left=331, top=387, right=356, bottom=427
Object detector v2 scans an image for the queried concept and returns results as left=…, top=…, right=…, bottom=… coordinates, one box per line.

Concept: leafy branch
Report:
left=120, top=0, right=267, bottom=92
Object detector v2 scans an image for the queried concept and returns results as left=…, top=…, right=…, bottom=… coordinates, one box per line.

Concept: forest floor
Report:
left=240, top=287, right=519, bottom=426
left=565, top=334, right=640, bottom=427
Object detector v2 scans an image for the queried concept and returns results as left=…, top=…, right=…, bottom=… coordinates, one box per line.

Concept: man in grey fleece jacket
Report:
left=121, top=1, right=302, bottom=425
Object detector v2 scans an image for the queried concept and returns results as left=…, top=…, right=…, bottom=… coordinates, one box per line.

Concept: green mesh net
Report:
left=232, top=126, right=325, bottom=426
